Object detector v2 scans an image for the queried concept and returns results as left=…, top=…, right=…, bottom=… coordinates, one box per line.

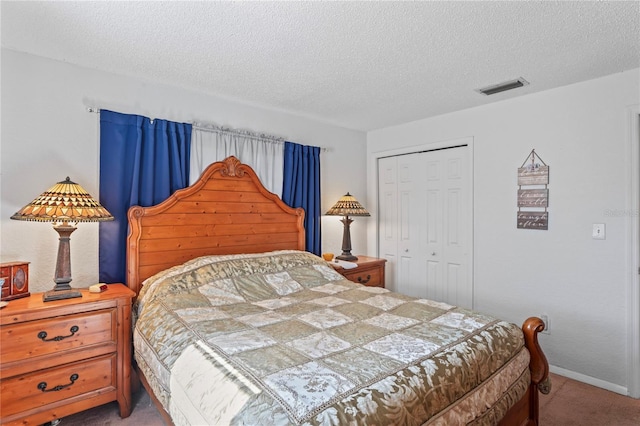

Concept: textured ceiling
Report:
left=2, top=1, right=639, bottom=131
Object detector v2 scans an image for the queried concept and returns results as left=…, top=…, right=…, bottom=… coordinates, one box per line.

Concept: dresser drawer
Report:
left=343, top=266, right=383, bottom=287
left=1, top=309, right=114, bottom=365
left=1, top=353, right=116, bottom=419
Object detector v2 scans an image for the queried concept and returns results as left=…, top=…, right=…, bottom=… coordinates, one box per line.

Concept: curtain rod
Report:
left=86, top=107, right=328, bottom=152
left=193, top=122, right=285, bottom=143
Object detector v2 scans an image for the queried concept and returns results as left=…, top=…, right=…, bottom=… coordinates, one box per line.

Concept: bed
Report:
left=126, top=156, right=550, bottom=425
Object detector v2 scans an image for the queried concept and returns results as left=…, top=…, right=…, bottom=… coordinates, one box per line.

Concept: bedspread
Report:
left=134, top=250, right=529, bottom=425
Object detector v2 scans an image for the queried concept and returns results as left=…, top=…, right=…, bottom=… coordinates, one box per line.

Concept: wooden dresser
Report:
left=0, top=284, right=134, bottom=426
left=330, top=256, right=387, bottom=288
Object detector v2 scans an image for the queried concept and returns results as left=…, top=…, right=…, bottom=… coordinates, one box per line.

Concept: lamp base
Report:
left=336, top=254, right=358, bottom=261
left=43, top=289, right=82, bottom=302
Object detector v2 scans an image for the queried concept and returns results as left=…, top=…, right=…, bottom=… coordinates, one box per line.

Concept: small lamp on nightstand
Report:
left=11, top=177, right=114, bottom=301
left=325, top=192, right=370, bottom=261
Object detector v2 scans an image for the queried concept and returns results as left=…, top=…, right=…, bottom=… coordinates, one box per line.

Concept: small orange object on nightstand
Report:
left=322, top=253, right=334, bottom=261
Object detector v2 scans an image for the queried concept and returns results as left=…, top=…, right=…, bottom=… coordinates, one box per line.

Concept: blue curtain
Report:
left=282, top=142, right=321, bottom=255
left=99, top=110, right=191, bottom=284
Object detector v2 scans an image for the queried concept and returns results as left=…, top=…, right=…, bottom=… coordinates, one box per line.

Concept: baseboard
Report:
left=550, top=365, right=629, bottom=396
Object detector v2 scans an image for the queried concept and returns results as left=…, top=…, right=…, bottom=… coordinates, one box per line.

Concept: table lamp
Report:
left=11, top=177, right=114, bottom=301
left=325, top=192, right=370, bottom=261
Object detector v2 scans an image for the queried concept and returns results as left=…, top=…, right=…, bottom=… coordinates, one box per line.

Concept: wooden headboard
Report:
left=126, top=156, right=305, bottom=296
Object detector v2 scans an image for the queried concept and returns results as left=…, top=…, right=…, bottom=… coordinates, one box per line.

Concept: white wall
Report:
left=367, top=69, right=640, bottom=393
left=0, top=49, right=368, bottom=292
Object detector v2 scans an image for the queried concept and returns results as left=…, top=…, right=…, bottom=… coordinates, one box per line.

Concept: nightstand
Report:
left=0, top=283, right=135, bottom=426
left=330, top=256, right=387, bottom=288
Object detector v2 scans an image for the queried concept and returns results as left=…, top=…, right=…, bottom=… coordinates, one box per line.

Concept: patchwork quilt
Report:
left=134, top=250, right=529, bottom=425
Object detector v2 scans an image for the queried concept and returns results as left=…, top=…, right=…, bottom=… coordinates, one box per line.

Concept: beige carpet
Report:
left=540, top=373, right=640, bottom=425
left=58, top=373, right=640, bottom=425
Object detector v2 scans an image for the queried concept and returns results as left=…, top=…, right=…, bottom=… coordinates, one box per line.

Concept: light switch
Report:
left=592, top=223, right=606, bottom=240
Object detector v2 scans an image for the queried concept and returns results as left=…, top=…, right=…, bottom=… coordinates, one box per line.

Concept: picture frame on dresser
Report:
left=1, top=261, right=30, bottom=301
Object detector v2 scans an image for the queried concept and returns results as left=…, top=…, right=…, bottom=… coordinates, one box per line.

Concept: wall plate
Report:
left=592, top=223, right=606, bottom=240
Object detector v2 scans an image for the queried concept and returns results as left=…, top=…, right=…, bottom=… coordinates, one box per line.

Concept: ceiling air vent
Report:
left=476, top=78, right=529, bottom=96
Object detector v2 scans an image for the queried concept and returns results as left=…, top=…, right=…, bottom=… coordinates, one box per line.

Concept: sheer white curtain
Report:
left=190, top=124, right=285, bottom=196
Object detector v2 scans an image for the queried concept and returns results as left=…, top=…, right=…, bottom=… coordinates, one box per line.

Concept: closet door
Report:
left=378, top=156, right=399, bottom=291
left=426, top=147, right=471, bottom=308
left=397, top=153, right=429, bottom=298
left=377, top=146, right=471, bottom=308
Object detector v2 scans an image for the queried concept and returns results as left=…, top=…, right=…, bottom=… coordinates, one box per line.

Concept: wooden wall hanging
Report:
left=517, top=149, right=549, bottom=230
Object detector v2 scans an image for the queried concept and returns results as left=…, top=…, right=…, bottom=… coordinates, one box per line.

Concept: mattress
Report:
left=133, top=250, right=529, bottom=425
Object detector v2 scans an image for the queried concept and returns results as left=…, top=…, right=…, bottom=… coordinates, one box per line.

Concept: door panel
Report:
left=447, top=189, right=461, bottom=245
left=398, top=154, right=427, bottom=298
left=426, top=259, right=439, bottom=300
left=378, top=157, right=398, bottom=291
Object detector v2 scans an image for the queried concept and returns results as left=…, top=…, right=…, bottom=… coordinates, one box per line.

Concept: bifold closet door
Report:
left=378, top=146, right=471, bottom=308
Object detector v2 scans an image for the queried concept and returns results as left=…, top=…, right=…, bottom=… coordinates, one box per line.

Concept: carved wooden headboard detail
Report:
left=126, top=156, right=305, bottom=296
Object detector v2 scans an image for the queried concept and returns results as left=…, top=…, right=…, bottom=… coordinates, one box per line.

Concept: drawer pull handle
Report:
left=37, top=325, right=79, bottom=342
left=357, top=275, right=371, bottom=284
left=38, top=374, right=79, bottom=392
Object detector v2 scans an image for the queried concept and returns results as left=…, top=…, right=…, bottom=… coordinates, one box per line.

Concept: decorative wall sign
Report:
left=517, top=211, right=548, bottom=229
left=517, top=150, right=549, bottom=230
left=518, top=166, right=549, bottom=185
left=517, top=189, right=549, bottom=207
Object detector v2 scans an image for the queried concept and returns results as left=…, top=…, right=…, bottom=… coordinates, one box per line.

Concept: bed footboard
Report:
left=499, top=316, right=550, bottom=426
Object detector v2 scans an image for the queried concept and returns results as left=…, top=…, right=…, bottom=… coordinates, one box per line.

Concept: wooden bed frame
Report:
left=126, top=156, right=549, bottom=425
